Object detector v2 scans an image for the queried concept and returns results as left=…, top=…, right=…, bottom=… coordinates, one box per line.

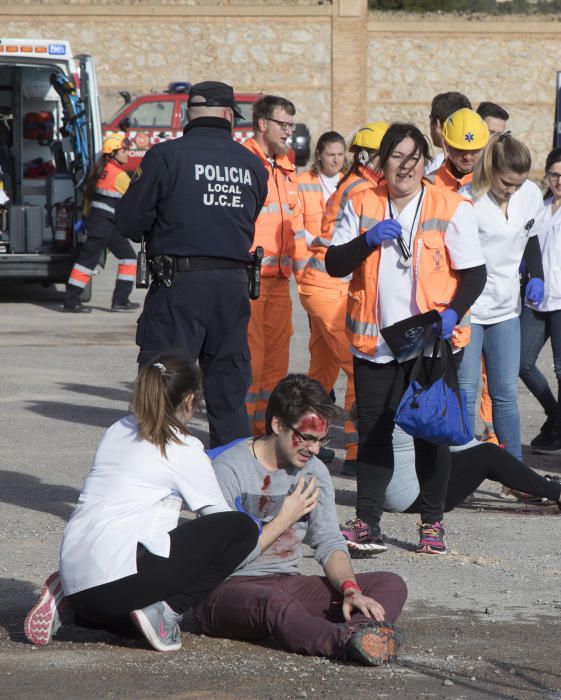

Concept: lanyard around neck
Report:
left=388, top=183, right=424, bottom=261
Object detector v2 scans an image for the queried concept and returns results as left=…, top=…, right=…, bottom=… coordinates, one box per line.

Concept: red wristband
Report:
left=341, top=579, right=362, bottom=596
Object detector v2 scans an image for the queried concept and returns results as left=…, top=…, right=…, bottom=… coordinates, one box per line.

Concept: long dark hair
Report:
left=131, top=354, right=203, bottom=457
left=377, top=123, right=431, bottom=173
left=83, top=154, right=110, bottom=205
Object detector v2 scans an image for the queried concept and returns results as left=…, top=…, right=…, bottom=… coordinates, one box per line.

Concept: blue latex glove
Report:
left=526, top=278, right=544, bottom=305
left=438, top=309, right=458, bottom=340
left=365, top=219, right=402, bottom=249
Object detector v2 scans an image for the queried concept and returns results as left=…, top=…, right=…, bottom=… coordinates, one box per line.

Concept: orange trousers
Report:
left=246, top=276, right=293, bottom=436
left=299, top=283, right=358, bottom=461
left=479, top=356, right=497, bottom=442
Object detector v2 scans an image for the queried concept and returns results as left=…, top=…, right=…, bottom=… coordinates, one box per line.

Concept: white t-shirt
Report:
left=469, top=179, right=544, bottom=324
left=60, top=416, right=230, bottom=595
left=318, top=172, right=340, bottom=202
left=332, top=189, right=484, bottom=362
left=527, top=197, right=561, bottom=312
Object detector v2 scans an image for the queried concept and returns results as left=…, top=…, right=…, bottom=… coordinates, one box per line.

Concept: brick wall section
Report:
left=331, top=0, right=368, bottom=138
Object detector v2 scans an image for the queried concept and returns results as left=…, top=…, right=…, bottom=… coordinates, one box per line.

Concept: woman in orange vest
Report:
left=63, top=132, right=138, bottom=313
left=296, top=124, right=388, bottom=475
left=325, top=123, right=487, bottom=556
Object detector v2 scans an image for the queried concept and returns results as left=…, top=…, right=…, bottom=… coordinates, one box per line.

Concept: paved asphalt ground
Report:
left=1, top=256, right=560, bottom=699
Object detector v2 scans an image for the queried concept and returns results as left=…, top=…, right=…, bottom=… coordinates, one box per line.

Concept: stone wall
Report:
left=1, top=2, right=559, bottom=173
left=366, top=13, right=560, bottom=176
left=0, top=7, right=334, bottom=147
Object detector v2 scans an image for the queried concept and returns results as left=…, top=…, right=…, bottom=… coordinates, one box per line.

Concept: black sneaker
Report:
left=531, top=418, right=558, bottom=448
left=533, top=436, right=561, bottom=455
left=318, top=446, right=335, bottom=464
left=111, top=301, right=141, bottom=312
left=62, top=303, right=92, bottom=314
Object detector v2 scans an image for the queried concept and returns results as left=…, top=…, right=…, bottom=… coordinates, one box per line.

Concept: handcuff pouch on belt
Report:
left=247, top=245, right=264, bottom=300
left=149, top=255, right=176, bottom=288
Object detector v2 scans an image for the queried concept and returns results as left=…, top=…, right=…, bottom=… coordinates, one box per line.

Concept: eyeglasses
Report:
left=286, top=423, right=330, bottom=448
left=266, top=117, right=296, bottom=132
left=547, top=171, right=561, bottom=182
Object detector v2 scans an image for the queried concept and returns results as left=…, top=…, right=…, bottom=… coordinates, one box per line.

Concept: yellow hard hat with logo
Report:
left=102, top=132, right=131, bottom=155
left=351, top=122, right=390, bottom=151
left=442, top=108, right=489, bottom=150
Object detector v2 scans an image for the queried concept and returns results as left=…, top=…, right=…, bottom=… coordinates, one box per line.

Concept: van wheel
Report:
left=80, top=279, right=92, bottom=303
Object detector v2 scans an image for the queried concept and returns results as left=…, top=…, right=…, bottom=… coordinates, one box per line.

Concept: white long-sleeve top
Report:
left=60, top=415, right=230, bottom=595
left=527, top=196, right=561, bottom=312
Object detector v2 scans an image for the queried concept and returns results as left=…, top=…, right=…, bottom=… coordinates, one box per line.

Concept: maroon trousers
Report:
left=194, top=571, right=407, bottom=659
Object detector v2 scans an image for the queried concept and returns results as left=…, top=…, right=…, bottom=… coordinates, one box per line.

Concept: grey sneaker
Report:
left=130, top=601, right=183, bottom=652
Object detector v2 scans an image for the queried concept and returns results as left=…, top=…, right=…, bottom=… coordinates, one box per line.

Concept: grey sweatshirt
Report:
left=212, top=439, right=349, bottom=577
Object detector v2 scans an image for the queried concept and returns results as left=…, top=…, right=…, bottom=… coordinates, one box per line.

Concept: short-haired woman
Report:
left=458, top=133, right=545, bottom=461
left=326, top=123, right=486, bottom=556
left=24, top=355, right=259, bottom=651
left=519, top=147, right=561, bottom=453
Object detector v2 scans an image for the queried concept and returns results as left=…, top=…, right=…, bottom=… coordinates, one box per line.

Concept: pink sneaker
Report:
left=416, top=521, right=447, bottom=555
left=341, top=518, right=387, bottom=555
left=24, top=571, right=69, bottom=645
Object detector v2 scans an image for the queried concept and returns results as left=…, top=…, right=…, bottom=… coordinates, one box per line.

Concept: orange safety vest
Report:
left=88, top=160, right=130, bottom=217
left=244, top=137, right=301, bottom=278
left=298, top=168, right=382, bottom=289
left=346, top=182, right=471, bottom=355
left=431, top=159, right=472, bottom=192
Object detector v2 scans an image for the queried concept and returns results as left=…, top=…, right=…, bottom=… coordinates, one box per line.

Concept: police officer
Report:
left=117, top=81, right=268, bottom=447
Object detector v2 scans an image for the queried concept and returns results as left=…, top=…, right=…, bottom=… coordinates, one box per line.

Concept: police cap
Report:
left=188, top=81, right=243, bottom=119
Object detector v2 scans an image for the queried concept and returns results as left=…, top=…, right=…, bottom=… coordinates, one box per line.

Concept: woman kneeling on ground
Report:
left=381, top=429, right=561, bottom=519
left=24, top=355, right=259, bottom=652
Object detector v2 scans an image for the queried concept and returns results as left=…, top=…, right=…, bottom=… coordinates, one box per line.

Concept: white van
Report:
left=0, top=38, right=101, bottom=287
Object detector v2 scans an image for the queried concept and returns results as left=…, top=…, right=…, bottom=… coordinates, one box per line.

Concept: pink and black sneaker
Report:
left=341, top=518, right=387, bottom=555
left=416, top=521, right=447, bottom=555
left=24, top=571, right=70, bottom=645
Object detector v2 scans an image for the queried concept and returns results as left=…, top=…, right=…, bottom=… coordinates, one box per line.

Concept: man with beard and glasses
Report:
left=194, top=374, right=408, bottom=667
left=243, top=96, right=308, bottom=437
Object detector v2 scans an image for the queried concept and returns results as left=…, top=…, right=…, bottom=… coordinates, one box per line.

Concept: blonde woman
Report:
left=458, top=133, right=545, bottom=461
left=24, top=355, right=259, bottom=652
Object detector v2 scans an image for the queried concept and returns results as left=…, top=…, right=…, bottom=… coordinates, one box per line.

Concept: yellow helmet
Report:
left=102, top=132, right=131, bottom=155
left=442, top=108, right=489, bottom=150
left=351, top=121, right=390, bottom=151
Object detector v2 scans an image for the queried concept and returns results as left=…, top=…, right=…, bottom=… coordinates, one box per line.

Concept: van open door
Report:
left=554, top=71, right=561, bottom=148
left=77, top=53, right=102, bottom=160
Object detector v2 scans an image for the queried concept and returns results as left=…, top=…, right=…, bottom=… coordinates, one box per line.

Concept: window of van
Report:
left=128, top=101, right=174, bottom=128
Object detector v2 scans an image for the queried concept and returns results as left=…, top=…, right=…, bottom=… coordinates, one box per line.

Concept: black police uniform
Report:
left=117, top=115, right=267, bottom=447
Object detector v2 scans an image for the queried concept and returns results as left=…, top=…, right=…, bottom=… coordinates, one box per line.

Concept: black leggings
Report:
left=406, top=443, right=561, bottom=513
left=68, top=512, right=258, bottom=634
left=354, top=354, right=459, bottom=529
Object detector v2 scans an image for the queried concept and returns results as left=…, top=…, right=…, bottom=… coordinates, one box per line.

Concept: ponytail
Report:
left=131, top=354, right=203, bottom=457
left=472, top=132, right=531, bottom=199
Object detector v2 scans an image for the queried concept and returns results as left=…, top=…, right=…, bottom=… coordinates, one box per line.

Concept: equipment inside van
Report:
left=0, top=38, right=101, bottom=285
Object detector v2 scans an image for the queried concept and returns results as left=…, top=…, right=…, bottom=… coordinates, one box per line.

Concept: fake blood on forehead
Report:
left=297, top=415, right=328, bottom=433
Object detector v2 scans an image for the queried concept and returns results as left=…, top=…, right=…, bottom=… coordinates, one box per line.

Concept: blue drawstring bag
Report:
left=395, top=337, right=473, bottom=446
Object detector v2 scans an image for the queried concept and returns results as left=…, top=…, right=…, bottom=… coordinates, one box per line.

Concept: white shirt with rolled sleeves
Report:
left=466, top=180, right=544, bottom=324
left=60, top=416, right=231, bottom=596
left=331, top=189, right=484, bottom=363
left=528, top=197, right=561, bottom=312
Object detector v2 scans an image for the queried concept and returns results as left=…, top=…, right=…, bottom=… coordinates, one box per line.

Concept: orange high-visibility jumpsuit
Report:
left=294, top=167, right=382, bottom=461
left=244, top=138, right=304, bottom=436
left=431, top=159, right=495, bottom=440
